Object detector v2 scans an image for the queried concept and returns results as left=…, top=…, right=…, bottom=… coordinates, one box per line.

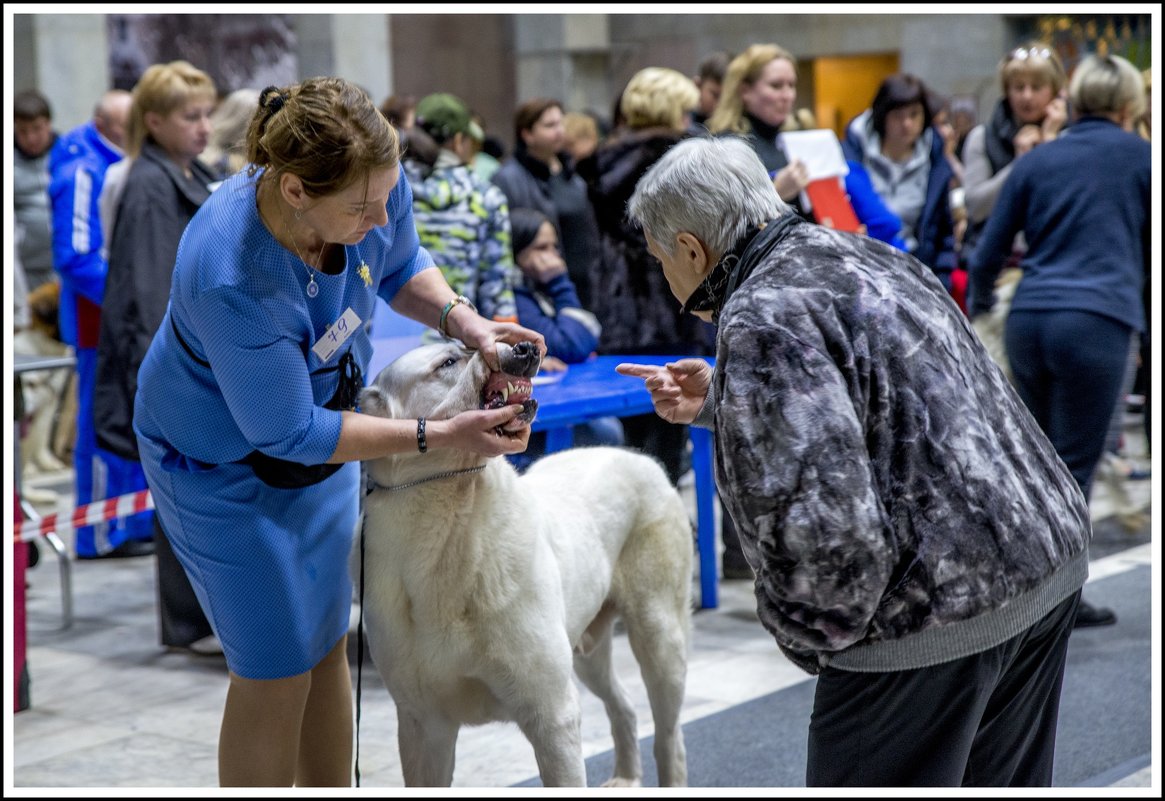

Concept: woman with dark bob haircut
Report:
left=842, top=73, right=958, bottom=293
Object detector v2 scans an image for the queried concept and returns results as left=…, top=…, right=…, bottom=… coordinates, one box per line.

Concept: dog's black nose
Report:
left=501, top=341, right=541, bottom=378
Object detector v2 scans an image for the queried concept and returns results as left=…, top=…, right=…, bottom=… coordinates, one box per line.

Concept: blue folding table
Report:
left=368, top=340, right=720, bottom=609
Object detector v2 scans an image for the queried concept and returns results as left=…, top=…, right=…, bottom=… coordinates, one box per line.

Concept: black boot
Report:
left=1073, top=599, right=1117, bottom=628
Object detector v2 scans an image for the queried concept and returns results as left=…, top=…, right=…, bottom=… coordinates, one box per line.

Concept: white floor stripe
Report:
left=1087, top=542, right=1154, bottom=582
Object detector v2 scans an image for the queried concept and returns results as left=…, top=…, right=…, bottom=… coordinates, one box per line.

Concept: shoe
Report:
left=1073, top=600, right=1117, bottom=628
left=1126, top=466, right=1151, bottom=481
left=78, top=538, right=156, bottom=560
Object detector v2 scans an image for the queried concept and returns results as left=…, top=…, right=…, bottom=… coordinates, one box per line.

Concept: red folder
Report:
left=803, top=178, right=862, bottom=233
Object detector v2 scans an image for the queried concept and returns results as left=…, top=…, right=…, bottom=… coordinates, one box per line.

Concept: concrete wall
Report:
left=603, top=12, right=1020, bottom=125
left=387, top=14, right=516, bottom=151
left=294, top=13, right=391, bottom=104
left=12, top=13, right=111, bottom=133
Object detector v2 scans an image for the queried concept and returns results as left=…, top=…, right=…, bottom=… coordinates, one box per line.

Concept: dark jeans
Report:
left=807, top=590, right=1079, bottom=786
left=1005, top=309, right=1134, bottom=499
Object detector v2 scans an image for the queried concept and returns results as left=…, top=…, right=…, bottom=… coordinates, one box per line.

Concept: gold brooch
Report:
left=358, top=261, right=373, bottom=287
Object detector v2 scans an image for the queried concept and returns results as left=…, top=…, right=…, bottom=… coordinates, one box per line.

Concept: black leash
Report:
left=354, top=511, right=367, bottom=787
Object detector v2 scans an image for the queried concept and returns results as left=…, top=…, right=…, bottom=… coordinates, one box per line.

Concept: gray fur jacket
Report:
left=705, top=216, right=1090, bottom=674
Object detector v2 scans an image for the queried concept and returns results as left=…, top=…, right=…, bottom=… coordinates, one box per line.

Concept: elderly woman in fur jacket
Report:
left=617, top=136, right=1091, bottom=788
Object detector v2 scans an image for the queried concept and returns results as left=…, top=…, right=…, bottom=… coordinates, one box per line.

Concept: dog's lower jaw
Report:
left=493, top=398, right=538, bottom=435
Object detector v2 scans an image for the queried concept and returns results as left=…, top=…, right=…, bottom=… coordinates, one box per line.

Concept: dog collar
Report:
left=365, top=464, right=486, bottom=494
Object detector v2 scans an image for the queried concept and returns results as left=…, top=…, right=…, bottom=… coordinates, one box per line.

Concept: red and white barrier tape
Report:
left=14, top=488, right=153, bottom=543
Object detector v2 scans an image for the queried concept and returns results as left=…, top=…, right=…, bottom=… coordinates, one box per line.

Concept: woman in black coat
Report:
left=579, top=69, right=723, bottom=496
left=94, top=60, right=220, bottom=653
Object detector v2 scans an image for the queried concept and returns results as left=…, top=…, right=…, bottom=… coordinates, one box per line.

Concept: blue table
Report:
left=368, top=340, right=720, bottom=609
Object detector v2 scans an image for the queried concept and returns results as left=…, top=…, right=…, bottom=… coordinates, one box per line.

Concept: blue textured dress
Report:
left=134, top=168, right=433, bottom=679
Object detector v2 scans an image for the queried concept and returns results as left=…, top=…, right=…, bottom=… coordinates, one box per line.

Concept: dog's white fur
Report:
left=356, top=341, right=693, bottom=787
left=16, top=281, right=74, bottom=481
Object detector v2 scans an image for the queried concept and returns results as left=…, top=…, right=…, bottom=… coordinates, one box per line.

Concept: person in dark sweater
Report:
left=491, top=98, right=601, bottom=309
left=968, top=54, right=1150, bottom=628
left=618, top=135, right=1090, bottom=787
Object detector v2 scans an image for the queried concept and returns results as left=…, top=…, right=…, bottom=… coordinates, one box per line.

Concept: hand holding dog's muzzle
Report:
left=456, top=316, right=547, bottom=372
left=432, top=405, right=533, bottom=456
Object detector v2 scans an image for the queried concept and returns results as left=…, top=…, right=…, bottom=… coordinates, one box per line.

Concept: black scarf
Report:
left=513, top=142, right=577, bottom=181
left=983, top=99, right=1021, bottom=176
left=745, top=111, right=784, bottom=141
left=680, top=214, right=804, bottom=323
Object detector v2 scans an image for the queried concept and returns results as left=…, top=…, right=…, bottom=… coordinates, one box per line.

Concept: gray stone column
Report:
left=293, top=13, right=392, bottom=103
left=13, top=13, right=111, bottom=132
left=513, top=14, right=611, bottom=114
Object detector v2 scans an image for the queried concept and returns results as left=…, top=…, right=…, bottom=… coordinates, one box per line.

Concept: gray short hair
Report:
left=626, top=136, right=788, bottom=258
left=1069, top=53, right=1146, bottom=119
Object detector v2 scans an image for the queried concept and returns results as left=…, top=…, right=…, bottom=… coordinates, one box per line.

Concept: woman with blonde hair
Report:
left=578, top=64, right=712, bottom=532
left=961, top=41, right=1068, bottom=258
left=562, top=110, right=599, bottom=163
left=95, top=59, right=220, bottom=653
left=201, top=86, right=261, bottom=178
left=579, top=65, right=702, bottom=359
left=707, top=43, right=811, bottom=205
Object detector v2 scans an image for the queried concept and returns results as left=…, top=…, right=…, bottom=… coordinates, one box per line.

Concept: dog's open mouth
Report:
left=482, top=372, right=538, bottom=432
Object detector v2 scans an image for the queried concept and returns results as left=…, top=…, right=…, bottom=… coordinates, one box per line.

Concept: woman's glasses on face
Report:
left=1010, top=46, right=1053, bottom=62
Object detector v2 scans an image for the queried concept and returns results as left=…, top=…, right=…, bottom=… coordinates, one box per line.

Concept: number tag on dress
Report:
left=312, top=307, right=362, bottom=363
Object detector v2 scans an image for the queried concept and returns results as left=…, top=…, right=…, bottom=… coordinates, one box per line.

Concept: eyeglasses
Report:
left=1010, top=46, right=1053, bottom=62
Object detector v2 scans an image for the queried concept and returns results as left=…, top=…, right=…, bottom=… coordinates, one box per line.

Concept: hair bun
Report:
left=261, top=86, right=286, bottom=113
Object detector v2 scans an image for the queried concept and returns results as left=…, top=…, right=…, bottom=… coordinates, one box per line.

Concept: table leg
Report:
left=690, top=426, right=718, bottom=609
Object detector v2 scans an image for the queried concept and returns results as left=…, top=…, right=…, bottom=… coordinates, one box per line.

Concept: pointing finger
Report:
left=616, top=363, right=662, bottom=379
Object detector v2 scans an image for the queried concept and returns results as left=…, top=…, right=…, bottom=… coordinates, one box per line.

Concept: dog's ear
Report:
left=358, top=385, right=392, bottom=418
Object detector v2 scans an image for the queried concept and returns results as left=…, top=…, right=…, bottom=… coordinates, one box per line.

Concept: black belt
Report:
left=168, top=313, right=362, bottom=489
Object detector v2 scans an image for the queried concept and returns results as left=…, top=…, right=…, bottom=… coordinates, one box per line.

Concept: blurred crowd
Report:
left=13, top=39, right=1152, bottom=632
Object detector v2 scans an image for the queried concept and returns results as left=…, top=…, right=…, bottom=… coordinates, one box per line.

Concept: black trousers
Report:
left=807, top=590, right=1080, bottom=787
left=154, top=516, right=214, bottom=647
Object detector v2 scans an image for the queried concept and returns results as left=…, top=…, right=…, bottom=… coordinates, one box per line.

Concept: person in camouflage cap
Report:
left=411, top=92, right=520, bottom=329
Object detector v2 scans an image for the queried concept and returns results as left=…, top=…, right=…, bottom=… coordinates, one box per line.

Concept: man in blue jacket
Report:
left=49, top=88, right=154, bottom=559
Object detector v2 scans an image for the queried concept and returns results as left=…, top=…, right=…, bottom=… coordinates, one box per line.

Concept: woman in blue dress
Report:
left=132, top=78, right=544, bottom=787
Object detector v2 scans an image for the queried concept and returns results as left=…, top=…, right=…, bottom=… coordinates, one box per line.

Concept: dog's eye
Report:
left=439, top=357, right=458, bottom=369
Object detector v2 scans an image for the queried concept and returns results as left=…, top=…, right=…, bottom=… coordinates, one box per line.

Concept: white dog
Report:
left=356, top=340, right=693, bottom=787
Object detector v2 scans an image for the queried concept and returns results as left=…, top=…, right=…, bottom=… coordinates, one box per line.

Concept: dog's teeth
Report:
left=507, top=381, right=516, bottom=395
left=502, top=387, right=510, bottom=402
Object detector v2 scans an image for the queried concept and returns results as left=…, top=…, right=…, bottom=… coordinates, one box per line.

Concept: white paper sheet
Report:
left=779, top=129, right=849, bottom=180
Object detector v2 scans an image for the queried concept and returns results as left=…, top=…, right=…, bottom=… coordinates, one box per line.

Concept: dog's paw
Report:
left=601, top=777, right=642, bottom=788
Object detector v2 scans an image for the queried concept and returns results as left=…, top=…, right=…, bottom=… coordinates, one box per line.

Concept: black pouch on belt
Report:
left=240, top=350, right=363, bottom=489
